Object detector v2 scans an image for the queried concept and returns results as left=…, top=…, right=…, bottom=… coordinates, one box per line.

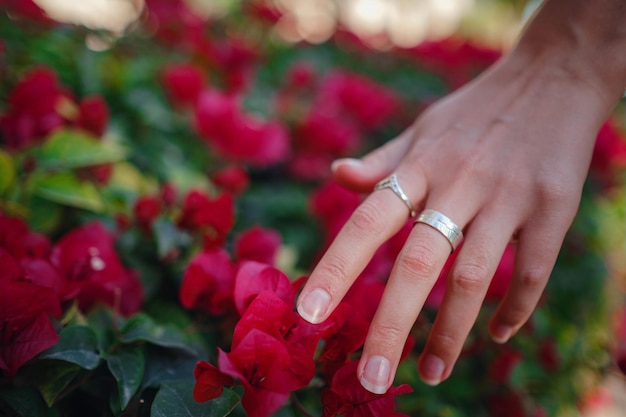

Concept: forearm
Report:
left=511, top=0, right=626, bottom=109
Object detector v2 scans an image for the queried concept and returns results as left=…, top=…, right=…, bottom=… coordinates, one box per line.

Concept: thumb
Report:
left=332, top=132, right=413, bottom=193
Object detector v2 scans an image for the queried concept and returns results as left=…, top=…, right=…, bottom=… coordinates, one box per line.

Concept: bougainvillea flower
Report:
left=321, top=361, right=413, bottom=417
left=178, top=189, right=234, bottom=248
left=0, top=248, right=21, bottom=282
left=231, top=291, right=320, bottom=392
left=0, top=0, right=55, bottom=24
left=161, top=63, right=207, bottom=107
left=198, top=37, right=259, bottom=92
left=590, top=119, right=626, bottom=187
left=50, top=221, right=144, bottom=316
left=309, top=180, right=362, bottom=244
left=316, top=71, right=402, bottom=131
left=217, top=329, right=294, bottom=417
left=193, top=360, right=234, bottom=402
left=0, top=212, right=51, bottom=260
left=133, top=195, right=163, bottom=233
left=0, top=67, right=71, bottom=150
left=194, top=89, right=290, bottom=166
left=179, top=249, right=236, bottom=316
left=489, top=347, right=522, bottom=384
left=233, top=262, right=294, bottom=315
left=0, top=280, right=61, bottom=377
left=211, top=165, right=249, bottom=195
left=144, top=0, right=205, bottom=46
left=234, top=227, right=282, bottom=266
left=318, top=302, right=370, bottom=379
left=293, top=109, right=360, bottom=155
left=74, top=96, right=109, bottom=137
left=486, top=389, right=526, bottom=417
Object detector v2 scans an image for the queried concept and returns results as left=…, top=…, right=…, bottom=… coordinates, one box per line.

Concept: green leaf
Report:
left=32, top=172, right=105, bottom=212
left=31, top=130, right=127, bottom=169
left=0, top=149, right=15, bottom=194
left=119, top=313, right=201, bottom=355
left=0, top=388, right=49, bottom=417
left=151, top=382, right=239, bottom=417
left=153, top=217, right=192, bottom=258
left=30, top=361, right=82, bottom=407
left=106, top=346, right=145, bottom=411
left=38, top=326, right=101, bottom=370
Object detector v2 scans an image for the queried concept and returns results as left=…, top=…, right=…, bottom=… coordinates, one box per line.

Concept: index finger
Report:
left=297, top=176, right=423, bottom=324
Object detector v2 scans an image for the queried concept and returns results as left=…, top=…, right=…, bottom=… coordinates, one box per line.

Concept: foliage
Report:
left=1, top=1, right=626, bottom=417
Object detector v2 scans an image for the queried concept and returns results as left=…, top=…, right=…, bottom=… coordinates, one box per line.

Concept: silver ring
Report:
left=374, top=174, right=416, bottom=217
left=414, top=209, right=463, bottom=252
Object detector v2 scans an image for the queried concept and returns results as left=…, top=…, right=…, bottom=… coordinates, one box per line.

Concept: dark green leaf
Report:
left=0, top=388, right=48, bottom=417
left=30, top=361, right=82, bottom=407
left=106, top=346, right=145, bottom=411
left=38, top=325, right=101, bottom=370
left=151, top=382, right=239, bottom=417
left=31, top=130, right=127, bottom=169
left=119, top=313, right=201, bottom=355
left=32, top=172, right=105, bottom=212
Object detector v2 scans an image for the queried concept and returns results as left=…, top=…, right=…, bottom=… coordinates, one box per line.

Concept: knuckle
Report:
left=498, top=304, right=531, bottom=327
left=348, top=201, right=386, bottom=238
left=518, top=268, right=548, bottom=291
left=428, top=329, right=459, bottom=355
left=396, top=242, right=440, bottom=281
left=369, top=323, right=407, bottom=355
left=451, top=263, right=489, bottom=294
left=535, top=177, right=577, bottom=209
left=317, top=255, right=352, bottom=286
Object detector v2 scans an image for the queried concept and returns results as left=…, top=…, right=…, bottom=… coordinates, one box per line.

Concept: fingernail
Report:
left=297, top=288, right=331, bottom=324
left=491, top=325, right=513, bottom=344
left=359, top=356, right=391, bottom=394
left=331, top=158, right=361, bottom=173
left=420, top=354, right=445, bottom=386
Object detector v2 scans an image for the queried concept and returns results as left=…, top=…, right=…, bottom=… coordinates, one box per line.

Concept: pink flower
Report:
left=161, top=63, right=207, bottom=107
left=321, top=361, right=413, bottom=417
left=194, top=89, right=290, bottom=166
left=316, top=71, right=402, bottom=131
left=0, top=212, right=51, bottom=260
left=234, top=226, right=282, bottom=265
left=179, top=249, right=236, bottom=316
left=50, top=222, right=144, bottom=316
left=233, top=262, right=294, bottom=315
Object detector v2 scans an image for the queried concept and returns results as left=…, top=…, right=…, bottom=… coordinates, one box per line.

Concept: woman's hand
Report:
left=296, top=0, right=626, bottom=394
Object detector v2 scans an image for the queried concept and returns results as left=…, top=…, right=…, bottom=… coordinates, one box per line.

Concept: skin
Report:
left=296, top=0, right=626, bottom=394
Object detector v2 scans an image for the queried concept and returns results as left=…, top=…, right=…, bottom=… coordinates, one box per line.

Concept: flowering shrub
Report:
left=1, top=1, right=626, bottom=417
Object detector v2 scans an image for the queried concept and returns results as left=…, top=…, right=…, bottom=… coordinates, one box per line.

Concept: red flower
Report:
left=294, top=109, right=360, bottom=154
left=1, top=0, right=55, bottom=24
left=321, top=361, right=413, bottom=417
left=234, top=227, right=282, bottom=266
left=537, top=338, right=560, bottom=372
left=194, top=89, right=290, bottom=166
left=50, top=222, right=144, bottom=316
left=591, top=119, right=626, bottom=187
left=144, top=0, right=205, bottom=46
left=0, top=212, right=51, bottom=260
left=0, top=280, right=61, bottom=377
left=316, top=71, right=402, bottom=131
left=233, top=262, right=294, bottom=315
left=230, top=291, right=321, bottom=395
left=218, top=329, right=292, bottom=417
left=179, top=249, right=236, bottom=316
left=133, top=195, right=163, bottom=233
left=193, top=360, right=234, bottom=402
left=74, top=96, right=109, bottom=137
left=162, top=63, right=207, bottom=107
left=489, top=347, right=522, bottom=384
left=310, top=180, right=362, bottom=243
left=211, top=165, right=249, bottom=195
left=178, top=189, right=234, bottom=248
left=487, top=389, right=526, bottom=417
left=0, top=67, right=71, bottom=150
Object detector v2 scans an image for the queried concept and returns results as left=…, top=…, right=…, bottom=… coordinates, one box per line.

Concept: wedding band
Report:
left=374, top=174, right=416, bottom=217
left=414, top=209, right=463, bottom=252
